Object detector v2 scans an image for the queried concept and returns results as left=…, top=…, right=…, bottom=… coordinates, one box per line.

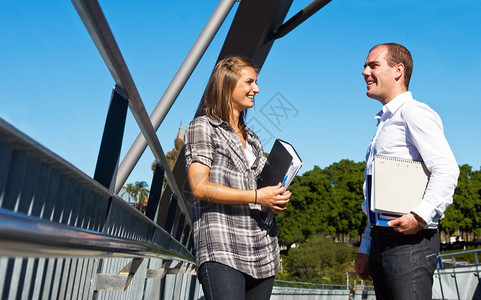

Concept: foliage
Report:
left=277, top=234, right=356, bottom=284
left=153, top=131, right=184, bottom=171
left=276, top=160, right=481, bottom=285
left=276, top=160, right=366, bottom=247
left=121, top=181, right=149, bottom=213
left=440, top=164, right=481, bottom=239
left=441, top=245, right=481, bottom=265
left=120, top=183, right=136, bottom=204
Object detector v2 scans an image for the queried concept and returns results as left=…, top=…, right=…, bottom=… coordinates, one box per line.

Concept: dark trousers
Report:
left=369, top=226, right=440, bottom=300
left=198, top=261, right=275, bottom=300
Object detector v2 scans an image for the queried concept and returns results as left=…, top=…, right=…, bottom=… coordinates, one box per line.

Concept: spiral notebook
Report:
left=371, top=155, right=431, bottom=225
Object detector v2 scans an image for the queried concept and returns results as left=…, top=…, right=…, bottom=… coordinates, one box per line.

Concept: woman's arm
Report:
left=188, top=162, right=291, bottom=213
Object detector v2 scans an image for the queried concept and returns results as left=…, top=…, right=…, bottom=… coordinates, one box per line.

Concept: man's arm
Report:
left=404, top=104, right=459, bottom=225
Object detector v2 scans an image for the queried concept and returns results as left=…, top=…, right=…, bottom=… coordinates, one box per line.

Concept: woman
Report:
left=184, top=56, right=291, bottom=300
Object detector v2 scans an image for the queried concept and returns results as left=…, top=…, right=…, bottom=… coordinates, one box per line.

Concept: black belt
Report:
left=371, top=225, right=437, bottom=237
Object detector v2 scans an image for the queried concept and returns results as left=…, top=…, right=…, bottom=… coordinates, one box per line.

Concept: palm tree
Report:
left=134, top=181, right=150, bottom=214
left=120, top=181, right=150, bottom=213
left=120, top=183, right=136, bottom=205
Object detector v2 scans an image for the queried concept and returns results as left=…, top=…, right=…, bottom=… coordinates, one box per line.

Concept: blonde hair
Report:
left=203, top=56, right=257, bottom=138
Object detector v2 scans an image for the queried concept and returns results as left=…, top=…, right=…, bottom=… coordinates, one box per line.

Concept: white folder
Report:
left=371, top=155, right=430, bottom=215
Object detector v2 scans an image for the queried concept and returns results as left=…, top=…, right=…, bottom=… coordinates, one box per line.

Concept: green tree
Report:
left=152, top=124, right=184, bottom=172
left=135, top=181, right=149, bottom=213
left=276, top=166, right=333, bottom=248
left=121, top=181, right=150, bottom=213
left=280, top=234, right=356, bottom=284
left=120, top=183, right=136, bottom=204
left=323, top=160, right=365, bottom=241
left=441, top=164, right=481, bottom=240
left=277, top=160, right=365, bottom=247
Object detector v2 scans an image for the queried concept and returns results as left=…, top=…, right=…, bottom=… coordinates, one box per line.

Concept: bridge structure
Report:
left=0, top=1, right=479, bottom=299
left=0, top=0, right=333, bottom=299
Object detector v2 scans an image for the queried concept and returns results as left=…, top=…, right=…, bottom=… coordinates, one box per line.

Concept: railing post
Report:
left=93, top=85, right=128, bottom=191
left=164, top=194, right=178, bottom=234
left=145, top=163, right=164, bottom=221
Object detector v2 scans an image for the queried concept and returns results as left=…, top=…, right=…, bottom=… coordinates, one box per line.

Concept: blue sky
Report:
left=1, top=1, right=480, bottom=188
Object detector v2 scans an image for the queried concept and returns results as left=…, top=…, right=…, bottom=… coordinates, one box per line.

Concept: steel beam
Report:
left=269, top=0, right=332, bottom=41
left=114, top=0, right=237, bottom=193
left=71, top=0, right=189, bottom=221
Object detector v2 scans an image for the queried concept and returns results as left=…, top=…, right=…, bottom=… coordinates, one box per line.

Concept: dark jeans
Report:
left=198, top=261, right=274, bottom=300
left=369, top=226, right=440, bottom=300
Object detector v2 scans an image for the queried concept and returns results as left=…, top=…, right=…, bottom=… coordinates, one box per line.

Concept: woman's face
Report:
left=231, top=66, right=259, bottom=113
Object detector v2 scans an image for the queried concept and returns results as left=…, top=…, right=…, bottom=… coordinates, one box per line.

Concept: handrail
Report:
left=439, top=248, right=481, bottom=260
left=0, top=117, right=193, bottom=262
left=71, top=0, right=190, bottom=222
left=0, top=208, right=193, bottom=263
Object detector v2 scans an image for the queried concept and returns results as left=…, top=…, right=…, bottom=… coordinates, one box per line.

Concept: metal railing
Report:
left=434, top=248, right=481, bottom=300
left=0, top=0, right=342, bottom=299
left=0, top=0, right=237, bottom=297
left=0, top=118, right=198, bottom=299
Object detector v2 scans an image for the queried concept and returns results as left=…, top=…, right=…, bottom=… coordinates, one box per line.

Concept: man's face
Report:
left=362, top=46, right=399, bottom=104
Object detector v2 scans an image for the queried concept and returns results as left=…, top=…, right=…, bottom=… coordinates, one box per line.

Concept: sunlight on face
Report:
left=231, top=67, right=260, bottom=113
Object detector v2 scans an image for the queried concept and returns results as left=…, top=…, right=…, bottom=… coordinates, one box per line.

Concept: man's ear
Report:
left=394, top=63, right=404, bottom=81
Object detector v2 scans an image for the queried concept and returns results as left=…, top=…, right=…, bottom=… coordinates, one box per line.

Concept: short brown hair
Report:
left=372, top=43, right=413, bottom=89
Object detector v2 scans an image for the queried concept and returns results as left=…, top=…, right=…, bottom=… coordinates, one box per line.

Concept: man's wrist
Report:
left=411, top=212, right=426, bottom=227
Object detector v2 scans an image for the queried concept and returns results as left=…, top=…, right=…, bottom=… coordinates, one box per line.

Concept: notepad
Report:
left=371, top=155, right=430, bottom=216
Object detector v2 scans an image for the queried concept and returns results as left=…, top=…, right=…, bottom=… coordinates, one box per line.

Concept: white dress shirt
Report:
left=359, top=92, right=459, bottom=254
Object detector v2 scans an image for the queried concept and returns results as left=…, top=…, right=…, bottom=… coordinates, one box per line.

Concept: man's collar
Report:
left=375, top=91, right=412, bottom=124
left=384, top=91, right=412, bottom=114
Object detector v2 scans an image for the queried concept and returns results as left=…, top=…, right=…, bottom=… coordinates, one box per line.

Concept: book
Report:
left=371, top=155, right=431, bottom=226
left=257, top=139, right=303, bottom=225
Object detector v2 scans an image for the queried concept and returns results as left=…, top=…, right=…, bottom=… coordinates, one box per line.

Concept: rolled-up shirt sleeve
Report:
left=404, top=105, right=459, bottom=224
left=184, top=117, right=214, bottom=169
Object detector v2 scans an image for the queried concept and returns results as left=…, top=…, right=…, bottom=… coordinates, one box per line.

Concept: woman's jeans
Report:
left=369, top=226, right=440, bottom=300
left=198, top=261, right=274, bottom=300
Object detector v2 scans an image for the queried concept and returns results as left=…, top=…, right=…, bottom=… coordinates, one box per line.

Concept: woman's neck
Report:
left=229, top=111, right=241, bottom=132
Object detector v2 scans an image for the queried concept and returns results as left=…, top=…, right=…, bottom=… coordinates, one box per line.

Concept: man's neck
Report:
left=380, top=89, right=408, bottom=105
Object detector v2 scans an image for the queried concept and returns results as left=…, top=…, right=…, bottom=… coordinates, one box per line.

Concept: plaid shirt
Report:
left=184, top=115, right=280, bottom=279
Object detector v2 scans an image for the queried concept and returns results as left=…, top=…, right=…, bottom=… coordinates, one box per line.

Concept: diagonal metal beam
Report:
left=114, top=0, right=237, bottom=194
left=268, top=0, right=332, bottom=41
left=71, top=0, right=190, bottom=221
left=194, top=0, right=294, bottom=117
left=216, top=0, right=294, bottom=70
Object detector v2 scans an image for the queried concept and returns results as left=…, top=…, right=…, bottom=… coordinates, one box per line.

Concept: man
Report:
left=355, top=43, right=459, bottom=299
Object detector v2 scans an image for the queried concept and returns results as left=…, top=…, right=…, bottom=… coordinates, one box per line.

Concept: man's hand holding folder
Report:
left=370, top=155, right=432, bottom=232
